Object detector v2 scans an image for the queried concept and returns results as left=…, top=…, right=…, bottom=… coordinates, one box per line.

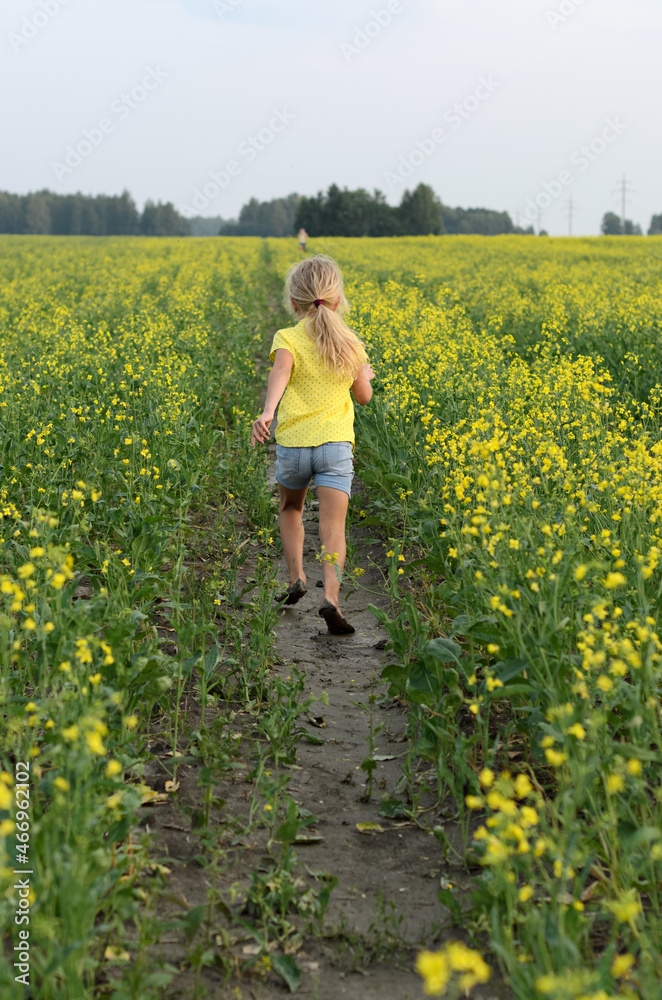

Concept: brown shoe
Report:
left=319, top=599, right=355, bottom=635
left=276, top=578, right=307, bottom=606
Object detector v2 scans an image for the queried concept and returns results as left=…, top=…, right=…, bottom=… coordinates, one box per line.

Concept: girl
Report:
left=251, top=255, right=375, bottom=635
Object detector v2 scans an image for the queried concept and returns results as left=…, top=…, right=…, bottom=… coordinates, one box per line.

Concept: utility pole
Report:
left=566, top=196, right=575, bottom=236
left=613, top=174, right=635, bottom=234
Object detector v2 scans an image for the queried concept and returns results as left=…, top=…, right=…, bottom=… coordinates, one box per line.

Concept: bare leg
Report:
left=317, top=486, right=349, bottom=606
left=279, top=485, right=308, bottom=586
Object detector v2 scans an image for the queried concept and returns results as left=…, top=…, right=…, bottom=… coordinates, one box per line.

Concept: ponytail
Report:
left=283, top=255, right=368, bottom=380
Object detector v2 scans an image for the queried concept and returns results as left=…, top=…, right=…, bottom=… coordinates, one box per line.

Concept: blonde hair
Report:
left=283, top=255, right=367, bottom=380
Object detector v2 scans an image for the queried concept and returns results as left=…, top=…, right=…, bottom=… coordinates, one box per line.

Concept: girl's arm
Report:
left=351, top=363, right=375, bottom=406
left=251, top=349, right=293, bottom=447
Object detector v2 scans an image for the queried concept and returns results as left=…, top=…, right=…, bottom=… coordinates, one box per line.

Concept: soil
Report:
left=127, top=441, right=504, bottom=1000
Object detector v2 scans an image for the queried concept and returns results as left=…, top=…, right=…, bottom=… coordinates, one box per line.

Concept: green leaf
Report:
left=379, top=797, right=409, bottom=819
left=181, top=904, right=205, bottom=942
left=367, top=604, right=391, bottom=626
left=425, top=637, right=462, bottom=664
left=495, top=658, right=528, bottom=683
left=271, top=954, right=301, bottom=993
left=385, top=473, right=411, bottom=488
left=381, top=664, right=406, bottom=695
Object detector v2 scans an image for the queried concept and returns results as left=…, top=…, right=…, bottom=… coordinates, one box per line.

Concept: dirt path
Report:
left=239, top=441, right=476, bottom=1000
left=134, top=322, right=501, bottom=999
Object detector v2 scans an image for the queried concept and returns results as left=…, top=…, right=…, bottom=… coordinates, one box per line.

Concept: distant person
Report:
left=251, top=255, right=376, bottom=634
left=298, top=228, right=308, bottom=253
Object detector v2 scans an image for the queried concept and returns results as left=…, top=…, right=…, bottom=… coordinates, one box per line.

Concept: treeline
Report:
left=601, top=212, right=662, bottom=236
left=293, top=183, right=532, bottom=237
left=220, top=194, right=301, bottom=237
left=0, top=189, right=190, bottom=236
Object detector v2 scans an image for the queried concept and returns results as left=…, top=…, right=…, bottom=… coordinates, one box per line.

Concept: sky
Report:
left=2, top=0, right=659, bottom=235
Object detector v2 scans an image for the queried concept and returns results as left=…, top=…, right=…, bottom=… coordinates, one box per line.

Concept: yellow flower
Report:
left=416, top=950, right=450, bottom=995
left=62, top=725, right=79, bottom=741
left=566, top=722, right=586, bottom=740
left=0, top=784, right=12, bottom=810
left=611, top=953, right=635, bottom=977
left=54, top=776, right=70, bottom=791
left=479, top=768, right=494, bottom=787
left=604, top=572, right=626, bottom=588
left=514, top=774, right=532, bottom=798
left=573, top=564, right=588, bottom=581
left=518, top=885, right=534, bottom=902
left=465, top=795, right=483, bottom=810
left=85, top=731, right=107, bottom=755
left=50, top=572, right=66, bottom=590
left=606, top=773, right=624, bottom=794
left=18, top=563, right=35, bottom=579
left=626, top=758, right=642, bottom=776
left=22, top=618, right=37, bottom=631
left=106, top=760, right=123, bottom=777
left=596, top=675, right=614, bottom=693
left=605, top=890, right=642, bottom=923
left=446, top=942, right=491, bottom=988
left=29, top=547, right=45, bottom=558
left=545, top=748, right=567, bottom=767
left=520, top=806, right=539, bottom=828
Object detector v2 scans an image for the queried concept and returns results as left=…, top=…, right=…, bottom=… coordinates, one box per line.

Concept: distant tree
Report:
left=442, top=206, right=514, bottom=235
left=648, top=214, right=662, bottom=236
left=0, top=191, right=23, bottom=232
left=399, top=184, right=443, bottom=235
left=601, top=212, right=642, bottom=236
left=221, top=194, right=301, bottom=237
left=24, top=192, right=52, bottom=234
left=295, top=185, right=400, bottom=237
left=0, top=188, right=145, bottom=235
left=140, top=200, right=190, bottom=236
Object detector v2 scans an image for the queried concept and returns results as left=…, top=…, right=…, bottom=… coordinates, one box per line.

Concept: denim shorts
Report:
left=276, top=441, right=354, bottom=496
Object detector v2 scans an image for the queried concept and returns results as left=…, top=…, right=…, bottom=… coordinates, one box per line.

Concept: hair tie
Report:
left=314, top=298, right=323, bottom=307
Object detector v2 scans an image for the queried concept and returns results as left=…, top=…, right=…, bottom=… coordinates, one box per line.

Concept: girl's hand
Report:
left=251, top=412, right=273, bottom=447
left=362, top=363, right=376, bottom=382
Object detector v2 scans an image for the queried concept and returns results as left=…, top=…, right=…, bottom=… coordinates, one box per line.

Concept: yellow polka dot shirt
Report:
left=269, top=319, right=355, bottom=447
